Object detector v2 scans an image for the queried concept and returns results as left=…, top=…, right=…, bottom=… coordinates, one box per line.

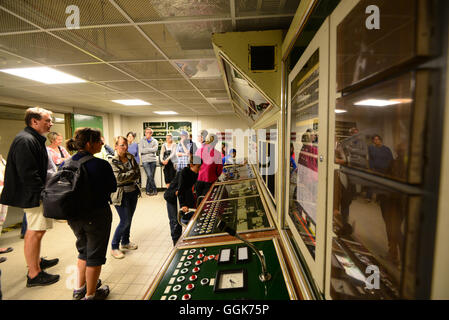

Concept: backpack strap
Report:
left=63, top=154, right=94, bottom=169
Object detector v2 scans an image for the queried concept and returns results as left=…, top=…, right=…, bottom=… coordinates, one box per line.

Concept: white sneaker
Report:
left=111, top=249, right=125, bottom=259
left=120, top=242, right=138, bottom=250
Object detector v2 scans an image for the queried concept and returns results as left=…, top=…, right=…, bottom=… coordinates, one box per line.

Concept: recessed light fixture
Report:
left=335, top=109, right=347, bottom=114
left=112, top=99, right=151, bottom=106
left=0, top=67, right=86, bottom=84
left=154, top=111, right=178, bottom=115
left=354, top=99, right=401, bottom=107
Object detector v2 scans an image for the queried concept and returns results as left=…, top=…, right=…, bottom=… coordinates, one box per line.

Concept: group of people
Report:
left=0, top=107, right=143, bottom=300
left=0, top=106, right=238, bottom=300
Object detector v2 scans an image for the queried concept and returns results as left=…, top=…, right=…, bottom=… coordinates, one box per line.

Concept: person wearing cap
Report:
left=175, top=130, right=193, bottom=172
left=139, top=127, right=158, bottom=196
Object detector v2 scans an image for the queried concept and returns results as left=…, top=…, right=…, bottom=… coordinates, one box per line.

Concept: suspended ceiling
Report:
left=0, top=0, right=299, bottom=116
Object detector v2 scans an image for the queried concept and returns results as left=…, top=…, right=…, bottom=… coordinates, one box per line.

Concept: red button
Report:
left=208, top=255, right=215, bottom=260
left=186, top=283, right=195, bottom=291
left=189, top=275, right=197, bottom=281
left=182, top=294, right=191, bottom=300
left=187, top=255, right=194, bottom=260
left=192, top=267, right=200, bottom=273
left=195, top=260, right=203, bottom=266
left=197, top=253, right=204, bottom=259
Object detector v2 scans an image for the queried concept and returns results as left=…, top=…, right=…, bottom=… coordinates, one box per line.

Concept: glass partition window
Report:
left=289, top=49, right=319, bottom=259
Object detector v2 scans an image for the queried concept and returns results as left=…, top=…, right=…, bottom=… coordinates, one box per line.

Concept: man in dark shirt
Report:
left=0, top=107, right=60, bottom=287
left=368, top=135, right=394, bottom=174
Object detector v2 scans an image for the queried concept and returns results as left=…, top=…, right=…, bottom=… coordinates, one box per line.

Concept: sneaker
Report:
left=26, top=271, right=60, bottom=287
left=72, top=279, right=102, bottom=300
left=83, top=285, right=110, bottom=300
left=120, top=242, right=138, bottom=250
left=40, top=257, right=59, bottom=270
left=111, top=249, right=125, bottom=259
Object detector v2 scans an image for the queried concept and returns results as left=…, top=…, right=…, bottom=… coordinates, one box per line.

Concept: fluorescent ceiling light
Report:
left=0, top=67, right=86, bottom=84
left=335, top=109, right=347, bottom=114
left=154, top=111, right=178, bottom=115
left=112, top=99, right=151, bottom=106
left=354, top=99, right=401, bottom=107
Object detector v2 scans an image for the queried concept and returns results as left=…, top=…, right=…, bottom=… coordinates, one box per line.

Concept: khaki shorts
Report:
left=24, top=203, right=53, bottom=231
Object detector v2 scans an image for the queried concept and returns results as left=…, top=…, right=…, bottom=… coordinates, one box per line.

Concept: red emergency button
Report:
left=195, top=260, right=203, bottom=266
left=192, top=267, right=200, bottom=273
left=186, top=283, right=195, bottom=291
left=189, top=275, right=198, bottom=281
left=182, top=294, right=191, bottom=300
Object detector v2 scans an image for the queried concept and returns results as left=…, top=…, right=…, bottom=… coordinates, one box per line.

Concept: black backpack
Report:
left=42, top=155, right=93, bottom=220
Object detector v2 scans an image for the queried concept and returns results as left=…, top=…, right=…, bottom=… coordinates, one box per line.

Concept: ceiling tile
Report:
left=116, top=0, right=231, bottom=22
left=113, top=61, right=183, bottom=80
left=144, top=79, right=194, bottom=90
left=0, top=32, right=97, bottom=65
left=0, top=0, right=128, bottom=29
left=55, top=63, right=133, bottom=81
left=53, top=26, right=165, bottom=61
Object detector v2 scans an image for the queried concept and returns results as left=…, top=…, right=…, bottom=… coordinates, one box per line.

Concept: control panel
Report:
left=145, top=239, right=294, bottom=300
left=185, top=195, right=272, bottom=239
left=205, top=179, right=259, bottom=202
left=219, top=164, right=256, bottom=182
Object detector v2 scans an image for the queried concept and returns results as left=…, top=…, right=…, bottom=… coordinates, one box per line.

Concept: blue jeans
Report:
left=111, top=190, right=139, bottom=250
left=166, top=199, right=182, bottom=245
left=142, top=162, right=157, bottom=193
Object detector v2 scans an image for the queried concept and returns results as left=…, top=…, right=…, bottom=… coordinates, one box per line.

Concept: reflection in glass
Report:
left=222, top=58, right=271, bottom=122
left=335, top=72, right=429, bottom=183
left=289, top=50, right=319, bottom=259
left=175, top=59, right=220, bottom=78
left=331, top=169, right=419, bottom=299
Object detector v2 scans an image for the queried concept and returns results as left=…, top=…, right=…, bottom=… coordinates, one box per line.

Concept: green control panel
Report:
left=146, top=239, right=293, bottom=300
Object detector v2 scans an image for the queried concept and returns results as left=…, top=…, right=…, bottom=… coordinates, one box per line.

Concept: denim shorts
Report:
left=68, top=207, right=112, bottom=267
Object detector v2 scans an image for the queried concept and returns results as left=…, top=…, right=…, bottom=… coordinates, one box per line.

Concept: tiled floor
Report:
left=0, top=193, right=173, bottom=300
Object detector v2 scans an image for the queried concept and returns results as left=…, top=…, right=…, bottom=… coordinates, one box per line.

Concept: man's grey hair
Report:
left=25, top=107, right=52, bottom=126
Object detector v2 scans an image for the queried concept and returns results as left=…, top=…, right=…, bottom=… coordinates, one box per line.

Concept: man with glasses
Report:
left=0, top=107, right=60, bottom=287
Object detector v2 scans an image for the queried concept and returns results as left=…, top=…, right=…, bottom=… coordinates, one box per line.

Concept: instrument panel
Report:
left=145, top=238, right=295, bottom=300
left=185, top=195, right=273, bottom=239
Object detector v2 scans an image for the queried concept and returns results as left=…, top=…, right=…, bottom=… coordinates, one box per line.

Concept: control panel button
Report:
left=192, top=267, right=200, bottom=273
left=176, top=276, right=185, bottom=283
left=195, top=260, right=203, bottom=266
left=186, top=283, right=195, bottom=291
left=172, top=285, right=181, bottom=292
left=180, top=268, right=189, bottom=274
left=182, top=294, right=191, bottom=300
left=168, top=295, right=177, bottom=300
left=187, top=255, right=194, bottom=260
left=200, top=278, right=209, bottom=286
left=189, top=275, right=198, bottom=281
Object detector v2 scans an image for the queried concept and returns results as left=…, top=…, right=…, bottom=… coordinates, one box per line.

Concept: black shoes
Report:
left=40, top=257, right=59, bottom=270
left=26, top=271, right=60, bottom=287
left=25, top=257, right=60, bottom=287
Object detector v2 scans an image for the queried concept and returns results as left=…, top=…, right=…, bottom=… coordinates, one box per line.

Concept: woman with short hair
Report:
left=46, top=132, right=70, bottom=166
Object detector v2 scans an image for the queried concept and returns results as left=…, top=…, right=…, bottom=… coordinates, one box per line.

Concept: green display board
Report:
left=147, top=239, right=292, bottom=300
left=71, top=114, right=103, bottom=134
left=143, top=121, right=192, bottom=150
